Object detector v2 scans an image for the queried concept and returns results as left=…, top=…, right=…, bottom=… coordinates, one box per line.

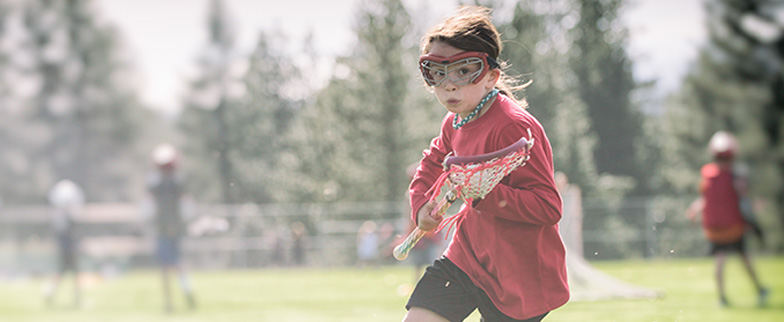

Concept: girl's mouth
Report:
left=446, top=99, right=460, bottom=105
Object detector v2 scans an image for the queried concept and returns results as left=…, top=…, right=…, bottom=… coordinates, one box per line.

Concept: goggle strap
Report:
left=486, top=56, right=499, bottom=69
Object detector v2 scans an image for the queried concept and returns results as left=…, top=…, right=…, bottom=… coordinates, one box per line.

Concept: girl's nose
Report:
left=443, top=79, right=458, bottom=92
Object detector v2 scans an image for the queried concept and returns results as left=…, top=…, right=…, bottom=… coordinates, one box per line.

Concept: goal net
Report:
left=558, top=175, right=662, bottom=301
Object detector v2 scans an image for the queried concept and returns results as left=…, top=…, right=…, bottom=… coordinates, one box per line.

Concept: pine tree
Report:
left=355, top=0, right=414, bottom=202
left=179, top=0, right=243, bottom=204
left=569, top=0, right=647, bottom=192
left=15, top=0, right=148, bottom=202
left=0, top=1, right=27, bottom=202
left=229, top=30, right=305, bottom=203
left=297, top=0, right=425, bottom=203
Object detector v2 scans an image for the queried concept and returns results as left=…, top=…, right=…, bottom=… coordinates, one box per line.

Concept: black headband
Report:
left=487, top=56, right=499, bottom=69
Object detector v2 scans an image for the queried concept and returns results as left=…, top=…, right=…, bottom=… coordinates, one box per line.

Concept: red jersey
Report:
left=409, top=94, right=569, bottom=319
left=700, top=163, right=746, bottom=231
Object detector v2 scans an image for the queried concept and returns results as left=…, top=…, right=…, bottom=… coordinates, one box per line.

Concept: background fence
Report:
left=0, top=196, right=746, bottom=276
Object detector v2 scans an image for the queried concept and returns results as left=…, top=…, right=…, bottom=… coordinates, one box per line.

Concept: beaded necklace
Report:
left=452, top=89, right=499, bottom=130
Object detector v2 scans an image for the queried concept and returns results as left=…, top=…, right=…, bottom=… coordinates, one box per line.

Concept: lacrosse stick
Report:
left=393, top=133, right=535, bottom=260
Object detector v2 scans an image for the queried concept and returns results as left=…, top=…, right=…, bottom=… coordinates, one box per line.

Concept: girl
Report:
left=685, top=131, right=768, bottom=307
left=404, top=6, right=569, bottom=322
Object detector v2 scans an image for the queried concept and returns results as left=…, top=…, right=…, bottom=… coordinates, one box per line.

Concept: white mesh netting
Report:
left=558, top=176, right=662, bottom=302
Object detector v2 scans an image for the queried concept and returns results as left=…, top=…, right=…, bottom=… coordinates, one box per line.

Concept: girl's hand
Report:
left=417, top=200, right=442, bottom=231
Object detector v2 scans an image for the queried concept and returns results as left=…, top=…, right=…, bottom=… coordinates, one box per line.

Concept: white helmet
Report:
left=152, top=143, right=179, bottom=169
left=48, top=179, right=85, bottom=208
left=708, top=131, right=737, bottom=159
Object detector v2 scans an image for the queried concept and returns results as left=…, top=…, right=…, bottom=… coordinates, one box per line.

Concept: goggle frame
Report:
left=419, top=51, right=496, bottom=87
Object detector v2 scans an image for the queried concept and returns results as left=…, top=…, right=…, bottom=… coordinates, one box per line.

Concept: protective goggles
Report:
left=419, top=51, right=499, bottom=87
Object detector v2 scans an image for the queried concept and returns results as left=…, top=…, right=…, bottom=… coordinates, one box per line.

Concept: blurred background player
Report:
left=147, top=143, right=196, bottom=312
left=290, top=221, right=308, bottom=266
left=686, top=131, right=769, bottom=307
left=357, top=220, right=380, bottom=268
left=45, top=179, right=85, bottom=308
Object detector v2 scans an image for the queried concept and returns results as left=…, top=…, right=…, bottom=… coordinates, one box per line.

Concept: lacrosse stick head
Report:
left=443, top=135, right=535, bottom=201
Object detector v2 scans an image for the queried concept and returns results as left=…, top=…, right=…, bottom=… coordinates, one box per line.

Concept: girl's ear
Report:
left=485, top=69, right=501, bottom=89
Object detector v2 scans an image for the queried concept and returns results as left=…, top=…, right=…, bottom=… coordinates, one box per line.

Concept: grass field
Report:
left=0, top=256, right=782, bottom=322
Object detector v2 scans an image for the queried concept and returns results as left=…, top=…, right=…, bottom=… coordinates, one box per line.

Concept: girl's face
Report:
left=425, top=41, right=500, bottom=118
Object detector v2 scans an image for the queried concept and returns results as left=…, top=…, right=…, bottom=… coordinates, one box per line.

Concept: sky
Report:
left=92, top=0, right=706, bottom=115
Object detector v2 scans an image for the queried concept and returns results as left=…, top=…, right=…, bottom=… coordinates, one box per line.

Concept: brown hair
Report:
left=421, top=6, right=529, bottom=108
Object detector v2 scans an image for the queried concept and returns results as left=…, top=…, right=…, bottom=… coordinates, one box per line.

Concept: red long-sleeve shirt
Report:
left=409, top=94, right=569, bottom=319
left=700, top=163, right=745, bottom=229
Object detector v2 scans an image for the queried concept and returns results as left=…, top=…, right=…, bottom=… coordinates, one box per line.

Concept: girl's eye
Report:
left=434, top=70, right=446, bottom=77
left=458, top=68, right=471, bottom=75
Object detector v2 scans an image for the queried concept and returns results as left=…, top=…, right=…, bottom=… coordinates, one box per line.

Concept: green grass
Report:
left=555, top=257, right=784, bottom=322
left=0, top=257, right=782, bottom=321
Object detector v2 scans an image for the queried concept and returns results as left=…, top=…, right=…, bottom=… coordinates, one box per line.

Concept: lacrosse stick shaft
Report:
left=393, top=190, right=457, bottom=261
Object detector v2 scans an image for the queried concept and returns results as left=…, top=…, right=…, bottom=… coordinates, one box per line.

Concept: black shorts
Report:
left=406, top=257, right=548, bottom=322
left=156, top=236, right=181, bottom=266
left=709, top=237, right=746, bottom=256
left=57, top=235, right=78, bottom=273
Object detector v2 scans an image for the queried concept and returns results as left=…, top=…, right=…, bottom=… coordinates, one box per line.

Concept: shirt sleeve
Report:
left=409, top=131, right=452, bottom=223
left=473, top=122, right=562, bottom=226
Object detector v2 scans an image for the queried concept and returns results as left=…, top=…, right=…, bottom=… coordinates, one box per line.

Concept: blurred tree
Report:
left=354, top=0, right=414, bottom=202
left=295, top=0, right=434, bottom=203
left=179, top=0, right=244, bottom=204
left=228, top=30, right=305, bottom=203
left=568, top=0, right=649, bottom=193
left=568, top=0, right=662, bottom=257
left=0, top=1, right=33, bottom=203
left=14, top=0, right=149, bottom=202
left=662, top=0, right=784, bottom=251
